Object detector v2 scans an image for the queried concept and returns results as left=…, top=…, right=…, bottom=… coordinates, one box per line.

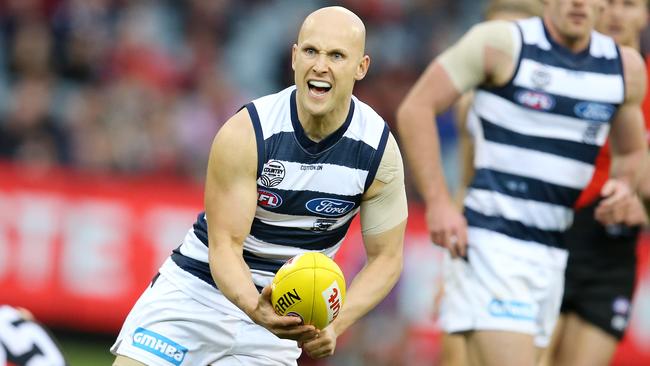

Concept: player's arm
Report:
left=396, top=20, right=517, bottom=256
left=454, top=91, right=476, bottom=206
left=301, top=133, right=408, bottom=359
left=596, top=46, right=648, bottom=225
left=205, top=109, right=316, bottom=341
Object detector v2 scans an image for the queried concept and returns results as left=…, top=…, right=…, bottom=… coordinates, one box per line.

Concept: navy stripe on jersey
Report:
left=265, top=132, right=379, bottom=171
left=242, top=250, right=286, bottom=273
left=364, top=124, right=390, bottom=190
left=519, top=43, right=622, bottom=74
left=192, top=212, right=208, bottom=246
left=245, top=103, right=266, bottom=177
left=486, top=84, right=618, bottom=122
left=290, top=90, right=355, bottom=155
left=250, top=217, right=353, bottom=250
left=171, top=249, right=264, bottom=291
left=480, top=117, right=600, bottom=163
left=465, top=207, right=564, bottom=248
left=515, top=22, right=623, bottom=75
left=469, top=168, right=581, bottom=207
left=258, top=189, right=362, bottom=216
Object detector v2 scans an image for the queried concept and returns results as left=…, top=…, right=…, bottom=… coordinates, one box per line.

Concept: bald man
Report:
left=111, top=6, right=407, bottom=366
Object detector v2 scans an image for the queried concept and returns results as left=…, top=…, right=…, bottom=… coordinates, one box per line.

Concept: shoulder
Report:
left=619, top=46, right=647, bottom=102
left=620, top=46, right=646, bottom=75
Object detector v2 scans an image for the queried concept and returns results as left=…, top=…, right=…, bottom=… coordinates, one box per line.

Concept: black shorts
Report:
left=560, top=201, right=638, bottom=340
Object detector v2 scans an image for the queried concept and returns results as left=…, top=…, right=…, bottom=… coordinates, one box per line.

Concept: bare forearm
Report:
left=329, top=254, right=402, bottom=337
left=209, top=242, right=259, bottom=317
left=397, top=104, right=450, bottom=205
left=611, top=149, right=647, bottom=188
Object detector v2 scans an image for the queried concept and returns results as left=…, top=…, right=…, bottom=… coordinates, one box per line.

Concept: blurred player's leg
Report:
left=440, top=333, right=467, bottom=366
left=550, top=312, right=617, bottom=366
left=466, top=330, right=535, bottom=366
left=536, top=314, right=564, bottom=366
left=113, top=355, right=147, bottom=366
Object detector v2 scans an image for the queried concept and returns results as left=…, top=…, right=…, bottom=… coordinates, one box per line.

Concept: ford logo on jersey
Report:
left=132, top=327, right=187, bottom=366
left=515, top=90, right=555, bottom=111
left=306, top=198, right=355, bottom=217
left=574, top=102, right=615, bottom=122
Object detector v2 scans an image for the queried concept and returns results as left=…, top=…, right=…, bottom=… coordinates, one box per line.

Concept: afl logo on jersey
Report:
left=515, top=90, right=555, bottom=111
left=574, top=102, right=615, bottom=122
left=306, top=198, right=355, bottom=217
left=260, top=160, right=285, bottom=187
left=258, top=189, right=282, bottom=208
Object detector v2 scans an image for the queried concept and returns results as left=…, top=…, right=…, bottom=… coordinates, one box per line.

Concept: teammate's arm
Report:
left=301, top=133, right=408, bottom=359
left=205, top=109, right=317, bottom=341
left=396, top=20, right=517, bottom=257
left=454, top=91, right=476, bottom=206
left=596, top=46, right=648, bottom=225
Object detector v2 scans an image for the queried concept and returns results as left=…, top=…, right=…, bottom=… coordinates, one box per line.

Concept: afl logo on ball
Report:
left=260, top=160, right=285, bottom=187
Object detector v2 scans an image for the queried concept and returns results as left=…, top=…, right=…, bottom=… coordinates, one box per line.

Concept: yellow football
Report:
left=271, top=252, right=346, bottom=330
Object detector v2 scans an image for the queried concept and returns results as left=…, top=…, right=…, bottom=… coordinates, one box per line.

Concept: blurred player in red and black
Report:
left=544, top=1, right=650, bottom=365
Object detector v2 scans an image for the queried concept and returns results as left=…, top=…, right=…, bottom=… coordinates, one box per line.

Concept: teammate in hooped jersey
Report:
left=543, top=1, right=650, bottom=365
left=397, top=0, right=647, bottom=365
left=111, top=6, right=407, bottom=366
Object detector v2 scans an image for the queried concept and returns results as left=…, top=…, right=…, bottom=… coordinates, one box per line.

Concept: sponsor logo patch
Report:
left=132, top=327, right=187, bottom=366
left=259, top=160, right=285, bottom=187
left=312, top=218, right=338, bottom=231
left=515, top=90, right=555, bottom=111
left=306, top=198, right=355, bottom=217
left=574, top=102, right=615, bottom=121
left=531, top=68, right=552, bottom=88
left=258, top=189, right=282, bottom=208
left=488, top=299, right=536, bottom=321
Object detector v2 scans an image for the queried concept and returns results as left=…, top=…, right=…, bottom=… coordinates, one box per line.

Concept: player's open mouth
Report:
left=308, top=80, right=332, bottom=97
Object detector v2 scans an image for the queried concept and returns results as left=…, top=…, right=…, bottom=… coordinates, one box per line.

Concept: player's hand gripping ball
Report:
left=271, top=252, right=346, bottom=330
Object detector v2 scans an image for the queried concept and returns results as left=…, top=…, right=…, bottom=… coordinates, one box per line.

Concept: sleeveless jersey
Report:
left=465, top=17, right=625, bottom=249
left=576, top=54, right=650, bottom=208
left=171, top=86, right=389, bottom=289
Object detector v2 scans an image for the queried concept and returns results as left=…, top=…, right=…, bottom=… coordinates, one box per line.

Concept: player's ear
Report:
left=292, top=44, right=298, bottom=71
left=354, top=55, right=370, bottom=81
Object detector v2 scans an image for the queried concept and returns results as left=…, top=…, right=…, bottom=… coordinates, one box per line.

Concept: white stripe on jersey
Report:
left=179, top=230, right=209, bottom=262
left=252, top=88, right=294, bottom=138
left=474, top=140, right=595, bottom=189
left=255, top=206, right=360, bottom=229
left=243, top=236, right=343, bottom=259
left=178, top=222, right=345, bottom=267
left=472, top=91, right=610, bottom=145
left=514, top=59, right=624, bottom=103
left=343, top=97, right=388, bottom=149
left=260, top=161, right=367, bottom=196
left=465, top=188, right=573, bottom=231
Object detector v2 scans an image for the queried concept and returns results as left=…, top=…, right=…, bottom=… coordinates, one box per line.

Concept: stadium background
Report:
left=0, top=0, right=648, bottom=364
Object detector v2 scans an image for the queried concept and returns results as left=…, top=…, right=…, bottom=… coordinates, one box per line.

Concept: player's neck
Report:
left=544, top=16, right=590, bottom=53
left=296, top=102, right=350, bottom=142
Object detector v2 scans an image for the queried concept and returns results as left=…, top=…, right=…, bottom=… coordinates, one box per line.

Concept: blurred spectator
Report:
left=0, top=0, right=479, bottom=184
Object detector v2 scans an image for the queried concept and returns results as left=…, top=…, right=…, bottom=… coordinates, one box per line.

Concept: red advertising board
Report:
left=0, top=162, right=648, bottom=363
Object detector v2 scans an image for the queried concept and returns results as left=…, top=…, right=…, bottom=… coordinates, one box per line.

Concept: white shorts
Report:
left=439, top=228, right=568, bottom=347
left=111, top=273, right=301, bottom=366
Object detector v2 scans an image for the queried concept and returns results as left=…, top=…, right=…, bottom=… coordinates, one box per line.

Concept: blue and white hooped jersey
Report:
left=171, top=86, right=389, bottom=289
left=465, top=17, right=625, bottom=250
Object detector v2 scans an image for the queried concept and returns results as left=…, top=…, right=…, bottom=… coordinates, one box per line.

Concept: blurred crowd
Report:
left=0, top=0, right=477, bottom=181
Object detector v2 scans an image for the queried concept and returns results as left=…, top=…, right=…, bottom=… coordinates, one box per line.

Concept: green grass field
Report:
left=55, top=332, right=115, bottom=366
